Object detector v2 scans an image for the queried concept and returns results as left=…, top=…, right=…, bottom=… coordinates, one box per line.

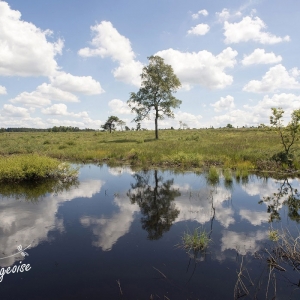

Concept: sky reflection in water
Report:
left=0, top=164, right=299, bottom=299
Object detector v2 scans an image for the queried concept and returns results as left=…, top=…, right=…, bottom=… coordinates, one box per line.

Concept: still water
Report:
left=0, top=164, right=299, bottom=299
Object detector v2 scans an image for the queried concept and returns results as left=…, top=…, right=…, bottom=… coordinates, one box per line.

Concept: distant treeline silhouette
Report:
left=0, top=126, right=96, bottom=132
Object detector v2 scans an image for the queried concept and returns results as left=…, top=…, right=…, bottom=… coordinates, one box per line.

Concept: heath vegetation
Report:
left=0, top=126, right=299, bottom=174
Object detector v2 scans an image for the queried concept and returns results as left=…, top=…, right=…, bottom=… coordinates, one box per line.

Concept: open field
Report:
left=0, top=128, right=300, bottom=172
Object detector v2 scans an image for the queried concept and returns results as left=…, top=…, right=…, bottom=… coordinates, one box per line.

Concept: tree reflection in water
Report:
left=261, top=178, right=300, bottom=223
left=127, top=170, right=180, bottom=240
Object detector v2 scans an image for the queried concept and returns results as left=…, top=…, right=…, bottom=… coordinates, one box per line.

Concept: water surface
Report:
left=0, top=164, right=299, bottom=299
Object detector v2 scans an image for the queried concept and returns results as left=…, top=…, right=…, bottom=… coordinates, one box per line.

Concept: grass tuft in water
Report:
left=223, top=168, right=233, bottom=183
left=269, top=229, right=279, bottom=241
left=207, top=167, right=219, bottom=184
left=182, top=228, right=211, bottom=252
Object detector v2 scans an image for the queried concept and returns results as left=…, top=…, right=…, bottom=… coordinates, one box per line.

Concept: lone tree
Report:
left=127, top=55, right=181, bottom=139
left=101, top=116, right=121, bottom=133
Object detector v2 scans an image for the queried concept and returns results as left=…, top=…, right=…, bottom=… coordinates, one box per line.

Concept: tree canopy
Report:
left=101, top=116, right=121, bottom=133
left=127, top=55, right=181, bottom=139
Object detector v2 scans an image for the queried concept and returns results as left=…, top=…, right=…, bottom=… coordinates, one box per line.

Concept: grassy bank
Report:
left=0, top=154, right=78, bottom=182
left=0, top=128, right=299, bottom=172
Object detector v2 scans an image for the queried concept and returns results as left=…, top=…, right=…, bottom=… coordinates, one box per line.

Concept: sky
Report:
left=0, top=0, right=300, bottom=130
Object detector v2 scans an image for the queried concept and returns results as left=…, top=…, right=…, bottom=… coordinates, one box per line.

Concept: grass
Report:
left=269, top=229, right=279, bottom=241
left=0, top=154, right=78, bottom=182
left=223, top=168, right=233, bottom=183
left=0, top=128, right=299, bottom=172
left=207, top=166, right=219, bottom=184
left=181, top=227, right=211, bottom=252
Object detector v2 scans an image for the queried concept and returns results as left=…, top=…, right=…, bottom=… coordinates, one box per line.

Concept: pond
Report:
left=0, top=164, right=300, bottom=299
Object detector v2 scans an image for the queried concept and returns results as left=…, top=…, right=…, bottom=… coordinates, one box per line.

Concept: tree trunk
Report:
left=155, top=108, right=158, bottom=139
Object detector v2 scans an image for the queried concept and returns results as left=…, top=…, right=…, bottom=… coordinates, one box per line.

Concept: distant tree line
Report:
left=0, top=126, right=96, bottom=132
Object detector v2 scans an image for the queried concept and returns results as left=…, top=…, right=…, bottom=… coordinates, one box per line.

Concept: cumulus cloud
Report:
left=80, top=194, right=139, bottom=251
left=175, top=111, right=203, bottom=128
left=0, top=85, right=7, bottom=95
left=221, top=230, right=268, bottom=255
left=239, top=209, right=269, bottom=226
left=192, top=9, right=208, bottom=19
left=211, top=95, right=235, bottom=112
left=242, top=48, right=282, bottom=66
left=216, top=8, right=242, bottom=22
left=174, top=186, right=234, bottom=228
left=41, top=103, right=89, bottom=118
left=0, top=1, right=63, bottom=77
left=108, top=99, right=131, bottom=115
left=243, top=64, right=300, bottom=93
left=0, top=179, right=103, bottom=266
left=78, top=21, right=143, bottom=86
left=50, top=72, right=104, bottom=95
left=10, top=83, right=80, bottom=107
left=155, top=47, right=238, bottom=90
left=212, top=93, right=300, bottom=127
left=1, top=104, right=29, bottom=117
left=224, top=16, right=290, bottom=44
left=187, top=24, right=210, bottom=36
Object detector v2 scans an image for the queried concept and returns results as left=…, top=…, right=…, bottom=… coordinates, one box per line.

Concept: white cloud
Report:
left=155, top=47, right=238, bottom=89
left=211, top=95, right=235, bottom=112
left=216, top=8, right=242, bottom=22
left=50, top=72, right=104, bottom=95
left=174, top=186, right=234, bottom=228
left=0, top=85, right=7, bottom=95
left=224, top=16, right=290, bottom=44
left=239, top=209, right=269, bottom=226
left=41, top=103, right=89, bottom=118
left=80, top=194, right=139, bottom=251
left=108, top=99, right=131, bottom=115
left=1, top=104, right=29, bottom=117
left=0, top=116, right=47, bottom=128
left=192, top=9, right=208, bottom=19
left=108, top=166, right=135, bottom=176
left=221, top=230, right=268, bottom=255
left=187, top=24, right=210, bottom=36
left=0, top=179, right=103, bottom=267
left=112, top=60, right=144, bottom=86
left=175, top=111, right=203, bottom=128
left=212, top=93, right=300, bottom=127
left=41, top=103, right=68, bottom=115
left=36, top=83, right=79, bottom=102
left=78, top=21, right=143, bottom=86
left=243, top=64, right=300, bottom=93
left=0, top=2, right=62, bottom=77
left=47, top=117, right=102, bottom=129
left=9, top=82, right=80, bottom=108
left=242, top=48, right=282, bottom=66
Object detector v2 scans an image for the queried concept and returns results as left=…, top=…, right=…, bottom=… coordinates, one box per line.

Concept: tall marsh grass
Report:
left=0, top=154, right=78, bottom=182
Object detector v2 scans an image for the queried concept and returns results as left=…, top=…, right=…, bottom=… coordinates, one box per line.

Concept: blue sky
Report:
left=0, top=0, right=300, bottom=129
